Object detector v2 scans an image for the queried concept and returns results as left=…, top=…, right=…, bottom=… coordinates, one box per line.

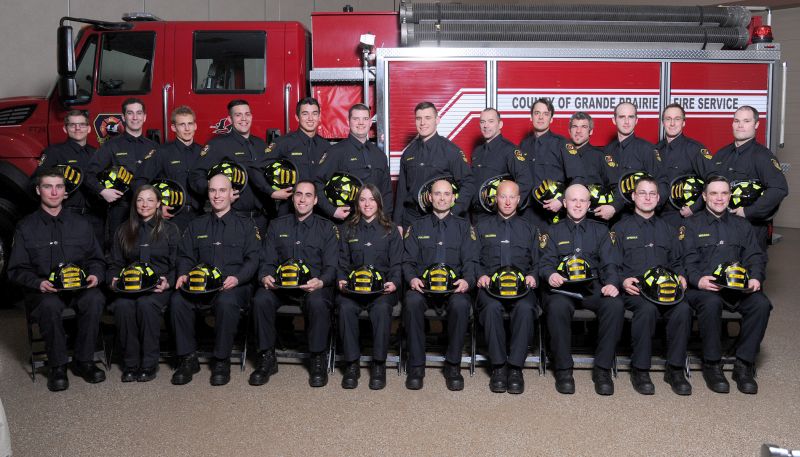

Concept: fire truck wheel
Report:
left=0, top=161, right=35, bottom=212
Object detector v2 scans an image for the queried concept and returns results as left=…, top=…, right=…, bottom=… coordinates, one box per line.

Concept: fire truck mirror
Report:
left=57, top=25, right=78, bottom=101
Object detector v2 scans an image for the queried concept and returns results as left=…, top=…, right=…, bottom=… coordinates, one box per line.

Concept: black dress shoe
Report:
left=209, top=358, right=231, bottom=386
left=341, top=361, right=360, bottom=389
left=554, top=369, right=575, bottom=394
left=732, top=359, right=758, bottom=394
left=308, top=352, right=329, bottom=388
left=592, top=367, right=614, bottom=395
left=369, top=362, right=386, bottom=390
left=121, top=366, right=138, bottom=383
left=405, top=365, right=425, bottom=390
left=630, top=368, right=655, bottom=395
left=664, top=365, right=692, bottom=396
left=73, top=361, right=106, bottom=384
left=507, top=367, right=524, bottom=395
left=137, top=365, right=158, bottom=382
left=171, top=354, right=200, bottom=385
left=444, top=362, right=464, bottom=391
left=47, top=365, right=69, bottom=392
left=702, top=361, right=730, bottom=393
left=249, top=350, right=278, bottom=386
left=489, top=365, right=508, bottom=393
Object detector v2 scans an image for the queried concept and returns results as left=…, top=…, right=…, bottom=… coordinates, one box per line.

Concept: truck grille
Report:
left=0, top=105, right=36, bottom=126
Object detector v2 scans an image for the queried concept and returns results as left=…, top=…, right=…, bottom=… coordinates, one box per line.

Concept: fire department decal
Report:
left=94, top=114, right=124, bottom=144
left=211, top=117, right=232, bottom=135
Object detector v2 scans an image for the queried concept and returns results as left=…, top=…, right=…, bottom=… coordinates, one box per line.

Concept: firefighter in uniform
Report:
left=135, top=105, right=205, bottom=231
left=708, top=105, right=788, bottom=252
left=87, top=98, right=157, bottom=246
left=170, top=173, right=259, bottom=386
left=190, top=99, right=271, bottom=232
left=612, top=176, right=692, bottom=395
left=314, top=103, right=393, bottom=223
left=337, top=184, right=402, bottom=390
left=259, top=97, right=331, bottom=217
left=539, top=183, right=624, bottom=395
left=568, top=112, right=615, bottom=223
left=251, top=180, right=339, bottom=388
left=470, top=108, right=533, bottom=225
left=35, top=109, right=105, bottom=243
left=683, top=176, right=771, bottom=394
left=475, top=180, right=539, bottom=394
left=402, top=178, right=479, bottom=391
left=519, top=98, right=586, bottom=232
left=107, top=185, right=180, bottom=382
left=8, top=168, right=106, bottom=391
left=393, top=101, right=474, bottom=229
left=603, top=102, right=665, bottom=222
left=655, top=103, right=713, bottom=227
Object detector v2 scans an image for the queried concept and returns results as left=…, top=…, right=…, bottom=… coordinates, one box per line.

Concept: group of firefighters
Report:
left=7, top=94, right=787, bottom=397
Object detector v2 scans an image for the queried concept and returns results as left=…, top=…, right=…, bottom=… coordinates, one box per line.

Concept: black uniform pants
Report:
left=252, top=287, right=333, bottom=353
left=110, top=291, right=171, bottom=368
left=403, top=290, right=471, bottom=367
left=337, top=292, right=397, bottom=362
left=26, top=288, right=105, bottom=367
left=623, top=295, right=692, bottom=369
left=476, top=289, right=538, bottom=367
left=544, top=288, right=624, bottom=370
left=685, top=288, right=771, bottom=364
left=170, top=285, right=251, bottom=360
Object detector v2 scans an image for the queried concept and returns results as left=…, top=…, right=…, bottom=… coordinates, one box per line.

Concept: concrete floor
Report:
left=1, top=229, right=799, bottom=456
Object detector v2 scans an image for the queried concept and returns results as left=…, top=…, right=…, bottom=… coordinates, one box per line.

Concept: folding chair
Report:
left=26, top=306, right=107, bottom=382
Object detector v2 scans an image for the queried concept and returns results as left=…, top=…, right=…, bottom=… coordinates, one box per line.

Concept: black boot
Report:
left=47, top=364, right=69, bottom=392
left=342, top=361, right=360, bottom=389
left=308, top=352, right=329, bottom=387
left=72, top=361, right=106, bottom=384
left=630, top=368, right=655, bottom=395
left=732, top=359, right=758, bottom=394
left=210, top=358, right=231, bottom=386
left=592, top=367, right=614, bottom=396
left=369, top=361, right=387, bottom=390
left=507, top=366, right=524, bottom=395
left=444, top=362, right=464, bottom=391
left=702, top=360, right=730, bottom=393
left=171, top=354, right=200, bottom=385
left=249, top=350, right=278, bottom=386
left=489, top=364, right=508, bottom=393
left=554, top=369, right=575, bottom=394
left=664, top=365, right=692, bottom=396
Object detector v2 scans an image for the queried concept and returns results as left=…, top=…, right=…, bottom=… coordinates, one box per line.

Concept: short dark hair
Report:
left=122, top=98, right=145, bottom=114
left=633, top=176, right=659, bottom=192
left=662, top=103, right=686, bottom=119
left=531, top=98, right=554, bottom=116
left=569, top=111, right=594, bottom=130
left=348, top=103, right=370, bottom=118
left=35, top=167, right=65, bottom=186
left=63, top=109, right=89, bottom=125
left=293, top=179, right=317, bottom=196
left=414, top=101, right=437, bottom=115
left=703, top=175, right=731, bottom=192
left=296, top=97, right=320, bottom=117
left=227, top=99, right=250, bottom=115
left=481, top=107, right=501, bottom=120
left=614, top=102, right=637, bottom=117
left=736, top=105, right=759, bottom=122
left=171, top=105, right=196, bottom=123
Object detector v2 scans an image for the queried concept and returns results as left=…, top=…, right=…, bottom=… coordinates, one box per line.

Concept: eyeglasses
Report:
left=66, top=123, right=89, bottom=129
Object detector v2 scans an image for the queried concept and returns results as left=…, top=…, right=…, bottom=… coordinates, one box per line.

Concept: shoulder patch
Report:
left=200, top=145, right=209, bottom=157
left=319, top=152, right=327, bottom=164
left=37, top=153, right=46, bottom=167
left=604, top=154, right=617, bottom=167
left=772, top=158, right=782, bottom=172
left=404, top=226, right=411, bottom=239
left=538, top=233, right=548, bottom=249
left=653, top=149, right=662, bottom=162
left=470, top=226, right=477, bottom=241
left=678, top=226, right=686, bottom=241
left=144, top=149, right=155, bottom=160
left=514, top=149, right=525, bottom=162
left=460, top=150, right=469, bottom=164
left=566, top=143, right=578, bottom=155
left=609, top=231, right=617, bottom=245
left=700, top=149, right=712, bottom=160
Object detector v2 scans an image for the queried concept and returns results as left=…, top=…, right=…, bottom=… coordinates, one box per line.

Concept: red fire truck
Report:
left=0, top=3, right=784, bottom=275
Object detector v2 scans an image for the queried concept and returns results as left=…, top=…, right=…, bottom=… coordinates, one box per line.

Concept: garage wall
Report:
left=0, top=0, right=796, bottom=227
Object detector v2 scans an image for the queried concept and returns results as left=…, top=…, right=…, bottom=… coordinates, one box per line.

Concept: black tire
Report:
left=0, top=160, right=36, bottom=212
left=0, top=197, right=22, bottom=281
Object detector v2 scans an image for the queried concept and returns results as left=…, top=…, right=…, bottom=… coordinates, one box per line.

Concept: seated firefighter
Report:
left=8, top=168, right=106, bottom=391
left=171, top=173, right=259, bottom=386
